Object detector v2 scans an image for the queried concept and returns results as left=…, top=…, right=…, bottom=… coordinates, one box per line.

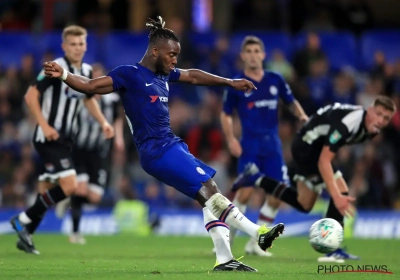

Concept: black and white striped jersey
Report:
left=297, top=103, right=376, bottom=154
left=74, top=93, right=121, bottom=154
left=32, top=56, right=93, bottom=144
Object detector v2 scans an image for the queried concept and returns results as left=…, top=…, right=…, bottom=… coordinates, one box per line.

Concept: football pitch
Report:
left=0, top=235, right=398, bottom=279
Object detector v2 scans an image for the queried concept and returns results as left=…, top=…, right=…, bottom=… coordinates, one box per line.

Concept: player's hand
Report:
left=231, top=79, right=257, bottom=93
left=333, top=194, right=356, bottom=217
left=299, top=114, right=309, bottom=123
left=43, top=61, right=63, bottom=78
left=102, top=122, right=115, bottom=139
left=42, top=125, right=59, bottom=141
left=227, top=137, right=242, bottom=157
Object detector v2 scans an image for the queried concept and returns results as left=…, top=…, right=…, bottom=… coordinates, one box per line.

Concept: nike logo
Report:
left=145, top=83, right=153, bottom=86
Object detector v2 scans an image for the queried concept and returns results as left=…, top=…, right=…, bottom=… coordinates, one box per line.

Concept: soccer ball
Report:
left=309, top=218, right=343, bottom=254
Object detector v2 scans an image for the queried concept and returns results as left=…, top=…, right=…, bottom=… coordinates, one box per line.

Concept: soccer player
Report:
left=40, top=16, right=284, bottom=272
left=219, top=36, right=308, bottom=256
left=55, top=63, right=125, bottom=244
left=233, top=97, right=396, bottom=262
left=10, top=25, right=114, bottom=254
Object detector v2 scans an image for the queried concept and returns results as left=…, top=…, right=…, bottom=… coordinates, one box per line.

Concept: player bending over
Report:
left=38, top=16, right=284, bottom=272
left=233, top=97, right=395, bottom=262
left=218, top=35, right=307, bottom=256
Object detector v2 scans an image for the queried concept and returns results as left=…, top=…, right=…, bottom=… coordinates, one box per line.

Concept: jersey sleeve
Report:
left=107, top=66, right=128, bottom=92
left=222, top=87, right=238, bottom=115
left=324, top=121, right=350, bottom=153
left=277, top=74, right=295, bottom=104
left=34, top=70, right=54, bottom=93
left=168, top=68, right=181, bottom=82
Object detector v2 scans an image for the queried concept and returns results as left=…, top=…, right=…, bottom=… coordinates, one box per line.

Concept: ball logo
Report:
left=196, top=167, right=205, bottom=175
left=319, top=221, right=333, bottom=239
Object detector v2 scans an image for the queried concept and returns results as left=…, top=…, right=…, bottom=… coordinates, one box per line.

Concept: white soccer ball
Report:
left=309, top=218, right=343, bottom=254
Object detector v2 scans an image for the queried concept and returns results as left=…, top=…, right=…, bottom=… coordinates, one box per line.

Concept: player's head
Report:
left=240, top=36, right=266, bottom=70
left=366, top=95, right=396, bottom=133
left=146, top=16, right=180, bottom=75
left=61, top=25, right=87, bottom=65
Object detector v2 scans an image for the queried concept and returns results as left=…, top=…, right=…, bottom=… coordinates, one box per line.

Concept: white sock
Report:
left=203, top=207, right=233, bottom=264
left=257, top=200, right=278, bottom=227
left=229, top=197, right=247, bottom=244
left=19, top=212, right=32, bottom=224
left=205, top=193, right=260, bottom=240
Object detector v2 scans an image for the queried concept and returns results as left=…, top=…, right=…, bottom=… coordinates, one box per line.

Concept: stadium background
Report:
left=0, top=0, right=400, bottom=239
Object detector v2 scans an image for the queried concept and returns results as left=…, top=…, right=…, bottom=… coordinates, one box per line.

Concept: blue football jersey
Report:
left=223, top=71, right=294, bottom=156
left=107, top=63, right=181, bottom=161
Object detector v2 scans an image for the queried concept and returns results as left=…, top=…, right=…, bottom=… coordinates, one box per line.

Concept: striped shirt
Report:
left=75, top=93, right=121, bottom=155
left=33, top=56, right=93, bottom=144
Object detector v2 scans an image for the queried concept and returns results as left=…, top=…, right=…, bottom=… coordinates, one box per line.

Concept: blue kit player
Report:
left=219, top=36, right=308, bottom=256
left=27, top=17, right=286, bottom=272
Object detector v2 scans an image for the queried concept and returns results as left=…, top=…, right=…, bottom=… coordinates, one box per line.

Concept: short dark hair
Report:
left=146, top=16, right=180, bottom=45
left=241, top=36, right=265, bottom=52
left=373, top=95, right=396, bottom=112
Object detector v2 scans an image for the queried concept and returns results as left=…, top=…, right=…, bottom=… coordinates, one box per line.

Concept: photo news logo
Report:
left=318, top=265, right=393, bottom=274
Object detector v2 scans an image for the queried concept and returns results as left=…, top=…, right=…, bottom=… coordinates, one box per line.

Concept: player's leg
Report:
left=141, top=143, right=282, bottom=271
left=227, top=154, right=255, bottom=248
left=15, top=180, right=55, bottom=254
left=233, top=156, right=324, bottom=214
left=25, top=181, right=54, bottom=235
left=10, top=141, right=78, bottom=251
left=68, top=181, right=90, bottom=245
left=318, top=177, right=359, bottom=262
left=244, top=156, right=287, bottom=256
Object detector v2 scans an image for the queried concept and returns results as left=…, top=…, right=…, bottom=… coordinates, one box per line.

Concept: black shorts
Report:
left=72, top=148, right=109, bottom=195
left=290, top=135, right=342, bottom=190
left=34, top=139, right=76, bottom=183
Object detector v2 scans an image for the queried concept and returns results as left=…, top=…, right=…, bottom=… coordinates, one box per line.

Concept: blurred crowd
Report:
left=1, top=30, right=400, bottom=212
left=1, top=0, right=400, bottom=212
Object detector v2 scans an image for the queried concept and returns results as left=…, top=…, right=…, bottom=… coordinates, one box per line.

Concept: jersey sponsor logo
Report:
left=150, top=95, right=168, bottom=103
left=329, top=130, right=342, bottom=144
left=247, top=99, right=278, bottom=109
left=196, top=167, right=205, bottom=175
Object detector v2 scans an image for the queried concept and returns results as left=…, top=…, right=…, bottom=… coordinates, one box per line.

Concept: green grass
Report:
left=0, top=235, right=398, bottom=279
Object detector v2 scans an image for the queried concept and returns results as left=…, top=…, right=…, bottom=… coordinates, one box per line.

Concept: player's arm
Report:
left=220, top=89, right=242, bottom=157
left=287, top=100, right=308, bottom=122
left=319, top=124, right=355, bottom=216
left=277, top=74, right=308, bottom=122
left=318, top=147, right=341, bottom=199
left=83, top=98, right=114, bottom=139
left=177, top=69, right=257, bottom=93
left=43, top=61, right=114, bottom=95
left=25, top=82, right=59, bottom=141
